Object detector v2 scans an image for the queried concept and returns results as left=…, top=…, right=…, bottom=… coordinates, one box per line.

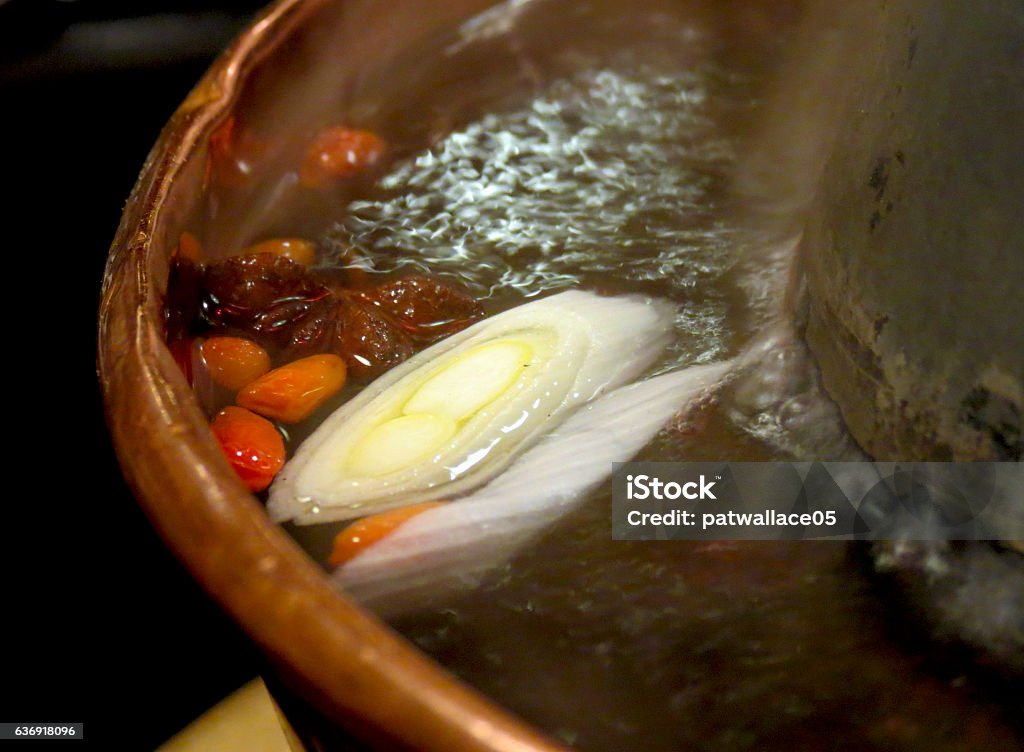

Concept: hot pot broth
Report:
left=276, top=1, right=802, bottom=568
left=165, top=1, right=1021, bottom=750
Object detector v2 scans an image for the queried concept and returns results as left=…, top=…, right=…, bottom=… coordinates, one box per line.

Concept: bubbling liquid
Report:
left=254, top=1, right=1018, bottom=750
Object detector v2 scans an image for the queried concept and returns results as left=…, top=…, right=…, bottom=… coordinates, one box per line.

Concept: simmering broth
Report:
left=165, top=1, right=1022, bottom=749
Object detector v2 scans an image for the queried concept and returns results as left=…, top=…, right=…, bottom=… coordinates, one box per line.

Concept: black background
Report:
left=2, top=1, right=270, bottom=747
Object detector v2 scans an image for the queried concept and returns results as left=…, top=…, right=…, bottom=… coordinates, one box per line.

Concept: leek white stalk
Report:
left=333, top=360, right=735, bottom=615
left=268, top=290, right=674, bottom=525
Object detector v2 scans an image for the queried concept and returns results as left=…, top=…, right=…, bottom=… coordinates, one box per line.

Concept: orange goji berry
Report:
left=328, top=502, right=445, bottom=567
left=175, top=231, right=203, bottom=263
left=211, top=406, right=285, bottom=492
left=300, top=127, right=385, bottom=187
left=237, top=354, right=347, bottom=423
left=242, top=237, right=316, bottom=266
left=207, top=116, right=271, bottom=188
left=201, top=336, right=271, bottom=391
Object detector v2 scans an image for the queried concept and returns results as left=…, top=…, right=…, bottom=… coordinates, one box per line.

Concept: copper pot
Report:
left=97, top=1, right=565, bottom=749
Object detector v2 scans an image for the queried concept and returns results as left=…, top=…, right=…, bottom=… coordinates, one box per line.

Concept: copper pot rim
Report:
left=97, top=1, right=566, bottom=750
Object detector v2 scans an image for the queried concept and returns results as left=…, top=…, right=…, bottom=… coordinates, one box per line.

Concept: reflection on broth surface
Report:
left=327, top=32, right=743, bottom=369
left=170, top=0, right=1022, bottom=749
left=389, top=540, right=1022, bottom=751
left=312, top=4, right=1019, bottom=750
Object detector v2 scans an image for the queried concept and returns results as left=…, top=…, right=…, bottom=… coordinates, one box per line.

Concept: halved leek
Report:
left=333, top=360, right=736, bottom=614
left=268, top=290, right=674, bottom=525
